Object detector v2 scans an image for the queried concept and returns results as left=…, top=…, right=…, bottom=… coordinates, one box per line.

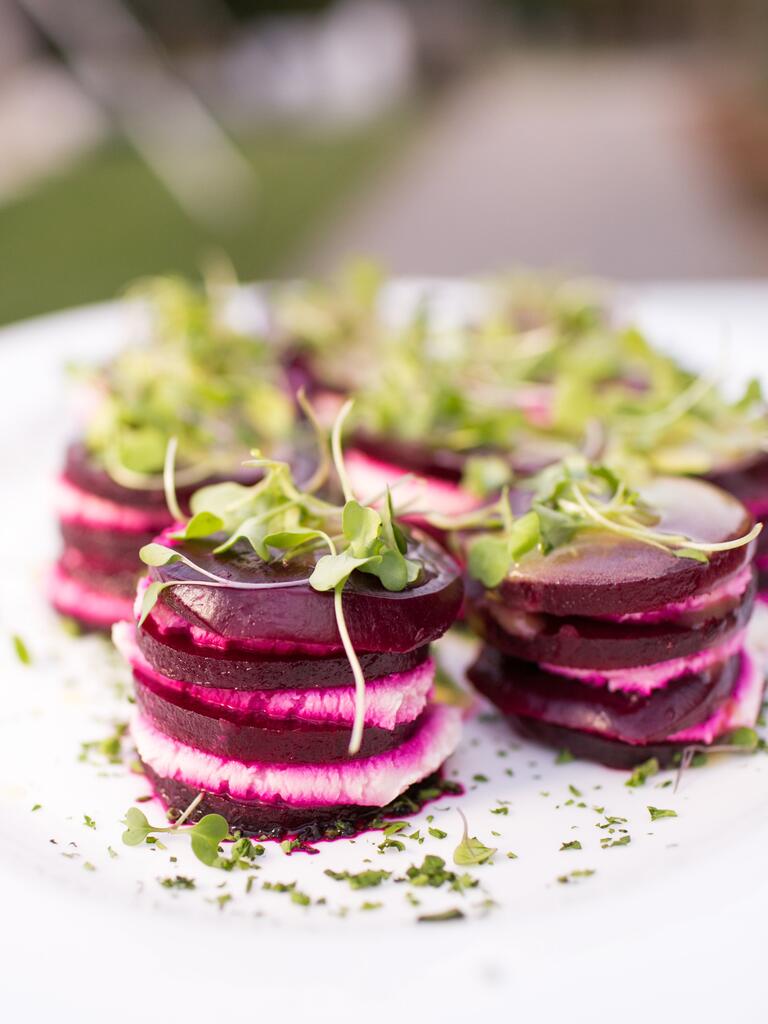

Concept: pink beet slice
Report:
left=134, top=675, right=420, bottom=764
left=151, top=531, right=462, bottom=654
left=467, top=644, right=741, bottom=745
left=493, top=478, right=755, bottom=617
left=137, top=620, right=430, bottom=690
left=467, top=572, right=756, bottom=670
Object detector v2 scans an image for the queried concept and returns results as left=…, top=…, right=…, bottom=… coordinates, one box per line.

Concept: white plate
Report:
left=2, top=282, right=768, bottom=1023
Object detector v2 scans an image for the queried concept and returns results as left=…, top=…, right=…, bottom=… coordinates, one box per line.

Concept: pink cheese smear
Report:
left=131, top=702, right=462, bottom=808
left=114, top=622, right=434, bottom=729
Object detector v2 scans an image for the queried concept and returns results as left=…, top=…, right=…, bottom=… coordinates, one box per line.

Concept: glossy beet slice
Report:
left=506, top=716, right=692, bottom=769
left=708, top=451, right=768, bottom=510
left=134, top=675, right=421, bottom=763
left=137, top=619, right=430, bottom=690
left=466, top=572, right=756, bottom=670
left=62, top=442, right=261, bottom=509
left=492, top=478, right=755, bottom=617
left=143, top=762, right=453, bottom=840
left=468, top=645, right=741, bottom=745
left=58, top=546, right=139, bottom=600
left=151, top=531, right=463, bottom=654
left=60, top=522, right=152, bottom=568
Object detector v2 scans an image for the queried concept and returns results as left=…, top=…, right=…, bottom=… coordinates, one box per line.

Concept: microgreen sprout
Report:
left=453, top=810, right=497, bottom=866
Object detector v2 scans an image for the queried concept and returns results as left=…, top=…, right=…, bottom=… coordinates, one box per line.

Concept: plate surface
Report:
left=2, top=282, right=768, bottom=1023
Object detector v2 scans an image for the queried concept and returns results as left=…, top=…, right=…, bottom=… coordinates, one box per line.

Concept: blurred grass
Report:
left=0, top=113, right=411, bottom=326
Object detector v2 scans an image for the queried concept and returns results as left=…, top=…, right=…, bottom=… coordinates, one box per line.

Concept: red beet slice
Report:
left=152, top=532, right=462, bottom=654
left=142, top=761, right=403, bottom=839
left=468, top=644, right=741, bottom=745
left=493, top=478, right=755, bottom=617
left=137, top=619, right=430, bottom=689
left=58, top=546, right=139, bottom=601
left=708, top=451, right=768, bottom=510
left=466, top=572, right=756, bottom=670
left=134, top=674, right=420, bottom=763
left=507, top=716, right=691, bottom=769
left=60, top=521, right=154, bottom=566
left=62, top=441, right=261, bottom=509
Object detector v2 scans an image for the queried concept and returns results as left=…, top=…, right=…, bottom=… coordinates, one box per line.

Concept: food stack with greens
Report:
left=51, top=277, right=294, bottom=630
left=464, top=460, right=763, bottom=766
left=113, top=408, right=463, bottom=837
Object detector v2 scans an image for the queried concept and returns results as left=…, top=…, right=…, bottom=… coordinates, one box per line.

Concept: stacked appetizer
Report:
left=115, top=420, right=463, bottom=836
left=464, top=461, right=762, bottom=767
left=52, top=277, right=293, bottom=630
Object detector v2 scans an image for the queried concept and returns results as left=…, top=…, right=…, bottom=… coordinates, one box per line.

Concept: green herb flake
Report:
left=555, top=749, right=574, bottom=764
left=560, top=840, right=582, bottom=852
left=160, top=875, right=196, bottom=890
left=83, top=815, right=96, bottom=830
left=557, top=869, right=595, bottom=884
left=647, top=806, right=678, bottom=821
left=324, top=868, right=391, bottom=890
left=625, top=757, right=660, bottom=788
left=11, top=634, right=31, bottom=666
left=428, top=827, right=447, bottom=840
left=417, top=908, right=465, bottom=923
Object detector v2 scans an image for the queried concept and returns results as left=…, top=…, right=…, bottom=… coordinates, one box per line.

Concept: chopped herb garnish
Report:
left=11, top=634, right=31, bottom=666
left=625, top=757, right=660, bottom=788
left=557, top=869, right=595, bottom=884
left=417, top=908, right=465, bottom=923
left=560, top=840, right=582, bottom=852
left=160, top=875, right=196, bottom=890
left=647, top=806, right=678, bottom=821
left=324, top=868, right=391, bottom=890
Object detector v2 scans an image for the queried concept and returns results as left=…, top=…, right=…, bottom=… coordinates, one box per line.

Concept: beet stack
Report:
left=115, top=449, right=464, bottom=837
left=465, top=471, right=763, bottom=767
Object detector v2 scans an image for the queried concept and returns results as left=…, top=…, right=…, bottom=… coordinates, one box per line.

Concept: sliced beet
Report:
left=62, top=441, right=260, bottom=509
left=134, top=674, right=420, bottom=763
left=492, top=478, right=755, bottom=617
left=467, top=571, right=756, bottom=670
left=137, top=619, right=430, bottom=689
left=58, top=547, right=139, bottom=600
left=468, top=644, right=741, bottom=745
left=707, top=451, right=768, bottom=509
left=142, top=761, right=396, bottom=839
left=152, top=531, right=462, bottom=654
left=507, top=716, right=691, bottom=769
left=60, top=521, right=153, bottom=566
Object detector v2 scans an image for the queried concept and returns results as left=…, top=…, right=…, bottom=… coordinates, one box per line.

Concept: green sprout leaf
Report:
left=121, top=808, right=155, bottom=846
left=138, top=581, right=169, bottom=627
left=453, top=812, right=496, bottom=866
left=139, top=543, right=180, bottom=567
left=189, top=814, right=230, bottom=867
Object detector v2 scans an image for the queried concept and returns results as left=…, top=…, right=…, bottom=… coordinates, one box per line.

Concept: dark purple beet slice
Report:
left=58, top=546, right=139, bottom=600
left=134, top=674, right=420, bottom=763
left=351, top=433, right=468, bottom=484
left=62, top=441, right=261, bottom=509
left=492, top=478, right=755, bottom=617
left=142, top=760, right=384, bottom=837
left=141, top=763, right=457, bottom=840
left=466, top=571, right=756, bottom=670
left=467, top=644, right=741, bottom=745
left=60, top=521, right=154, bottom=565
left=707, top=451, right=768, bottom=509
left=137, top=620, right=430, bottom=689
left=152, top=531, right=462, bottom=654
left=507, top=716, right=693, bottom=769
